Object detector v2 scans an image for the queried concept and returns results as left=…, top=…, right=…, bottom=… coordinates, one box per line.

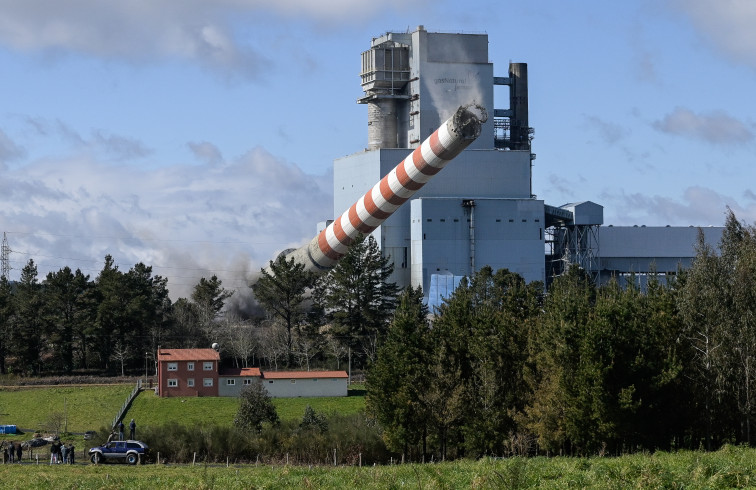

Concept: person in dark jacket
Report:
left=118, top=421, right=124, bottom=440
left=129, top=419, right=136, bottom=439
left=16, top=442, right=22, bottom=463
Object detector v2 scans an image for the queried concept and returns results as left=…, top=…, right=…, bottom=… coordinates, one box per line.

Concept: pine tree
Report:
left=42, top=267, right=93, bottom=373
left=13, top=260, right=43, bottom=374
left=191, top=275, right=233, bottom=343
left=317, top=234, right=398, bottom=368
left=0, top=275, right=14, bottom=374
left=523, top=264, right=596, bottom=455
left=365, top=286, right=429, bottom=458
left=253, top=255, right=317, bottom=367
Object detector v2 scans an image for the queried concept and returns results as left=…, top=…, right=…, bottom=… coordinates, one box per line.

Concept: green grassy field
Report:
left=0, top=385, right=133, bottom=435
left=0, top=383, right=366, bottom=439
left=1, top=446, right=756, bottom=488
left=128, top=389, right=365, bottom=429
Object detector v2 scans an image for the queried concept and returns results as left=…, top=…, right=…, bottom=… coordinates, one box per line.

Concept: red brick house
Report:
left=157, top=348, right=220, bottom=397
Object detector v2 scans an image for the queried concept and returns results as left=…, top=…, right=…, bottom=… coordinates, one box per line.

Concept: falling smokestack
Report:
left=281, top=103, right=487, bottom=275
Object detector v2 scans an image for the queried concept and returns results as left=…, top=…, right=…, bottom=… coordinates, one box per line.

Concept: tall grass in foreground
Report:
left=2, top=445, right=756, bottom=489
left=141, top=413, right=388, bottom=465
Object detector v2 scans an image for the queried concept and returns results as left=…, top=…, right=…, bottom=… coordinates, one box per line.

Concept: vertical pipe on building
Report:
left=462, top=199, right=476, bottom=276
left=469, top=204, right=475, bottom=275
left=367, top=99, right=398, bottom=149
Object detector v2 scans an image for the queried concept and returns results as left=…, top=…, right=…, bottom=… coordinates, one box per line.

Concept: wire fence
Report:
left=111, top=379, right=142, bottom=432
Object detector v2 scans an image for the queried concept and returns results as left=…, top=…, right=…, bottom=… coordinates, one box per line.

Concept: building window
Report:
left=290, top=379, right=296, bottom=384
left=227, top=379, right=236, bottom=385
left=168, top=379, right=178, bottom=387
left=244, top=379, right=253, bottom=385
left=203, top=362, right=213, bottom=371
left=268, top=380, right=274, bottom=384
left=203, top=378, right=213, bottom=387
left=187, top=362, right=194, bottom=371
left=167, top=362, right=177, bottom=371
left=187, top=378, right=194, bottom=387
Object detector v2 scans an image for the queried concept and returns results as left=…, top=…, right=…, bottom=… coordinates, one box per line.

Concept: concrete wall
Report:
left=597, top=226, right=723, bottom=274
left=218, top=377, right=261, bottom=397
left=263, top=377, right=348, bottom=398
left=411, top=197, right=546, bottom=292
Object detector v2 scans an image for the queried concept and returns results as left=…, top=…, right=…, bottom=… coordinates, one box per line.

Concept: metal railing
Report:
left=112, top=379, right=142, bottom=432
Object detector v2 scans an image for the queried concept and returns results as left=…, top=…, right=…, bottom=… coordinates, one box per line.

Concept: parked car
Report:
left=89, top=440, right=149, bottom=465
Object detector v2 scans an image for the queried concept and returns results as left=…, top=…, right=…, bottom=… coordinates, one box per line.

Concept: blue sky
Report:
left=1, top=0, right=754, bottom=300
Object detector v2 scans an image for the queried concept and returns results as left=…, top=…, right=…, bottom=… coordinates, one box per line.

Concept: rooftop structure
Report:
left=322, top=26, right=722, bottom=305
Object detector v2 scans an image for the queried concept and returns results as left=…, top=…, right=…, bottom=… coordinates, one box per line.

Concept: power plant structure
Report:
left=285, top=104, right=487, bottom=276
left=312, top=26, right=722, bottom=307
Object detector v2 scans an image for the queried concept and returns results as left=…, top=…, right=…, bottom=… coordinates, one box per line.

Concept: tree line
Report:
left=2, top=209, right=754, bottom=459
left=366, top=210, right=756, bottom=458
left=0, top=234, right=398, bottom=376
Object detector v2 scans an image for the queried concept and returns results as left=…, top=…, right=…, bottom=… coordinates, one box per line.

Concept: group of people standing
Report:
left=49, top=440, right=75, bottom=464
left=117, top=419, right=136, bottom=440
left=2, top=442, right=22, bottom=463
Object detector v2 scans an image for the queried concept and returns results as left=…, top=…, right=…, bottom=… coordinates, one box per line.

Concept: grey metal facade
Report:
left=323, top=26, right=722, bottom=299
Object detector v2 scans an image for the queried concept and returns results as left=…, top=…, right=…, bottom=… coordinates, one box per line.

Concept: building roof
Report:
left=219, top=367, right=262, bottom=377
left=157, top=348, right=220, bottom=362
left=262, top=370, right=348, bottom=380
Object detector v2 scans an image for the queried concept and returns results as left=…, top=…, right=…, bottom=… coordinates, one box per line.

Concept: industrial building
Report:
left=323, top=26, right=722, bottom=307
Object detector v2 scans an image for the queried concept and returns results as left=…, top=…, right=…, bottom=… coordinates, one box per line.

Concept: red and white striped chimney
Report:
left=286, top=103, right=487, bottom=275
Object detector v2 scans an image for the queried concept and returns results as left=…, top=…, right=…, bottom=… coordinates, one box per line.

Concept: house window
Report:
left=203, top=378, right=213, bottom=387
left=187, top=362, right=194, bottom=371
left=290, top=379, right=296, bottom=384
left=203, top=362, right=213, bottom=371
left=268, top=380, right=274, bottom=384
left=227, top=379, right=235, bottom=385
left=243, top=379, right=253, bottom=385
left=167, top=362, right=177, bottom=371
left=168, top=379, right=178, bottom=387
left=187, top=378, right=194, bottom=387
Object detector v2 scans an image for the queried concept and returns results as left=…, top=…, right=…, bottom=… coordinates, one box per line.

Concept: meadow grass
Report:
left=128, top=389, right=365, bottom=429
left=0, top=385, right=133, bottom=434
left=2, top=445, right=756, bottom=488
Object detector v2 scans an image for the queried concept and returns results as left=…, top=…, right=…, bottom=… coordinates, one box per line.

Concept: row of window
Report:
left=166, top=361, right=213, bottom=372
left=166, top=378, right=254, bottom=388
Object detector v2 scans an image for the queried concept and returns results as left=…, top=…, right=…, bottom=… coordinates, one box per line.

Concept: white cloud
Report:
left=669, top=0, right=756, bottom=69
left=0, top=0, right=426, bottom=78
left=605, top=186, right=756, bottom=227
left=652, top=107, right=753, bottom=145
left=1, top=145, right=333, bottom=300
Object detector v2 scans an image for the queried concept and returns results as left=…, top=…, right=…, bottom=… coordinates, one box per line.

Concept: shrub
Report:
left=234, top=384, right=279, bottom=433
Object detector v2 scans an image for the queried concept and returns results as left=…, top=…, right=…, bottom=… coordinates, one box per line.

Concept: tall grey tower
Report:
left=331, top=27, right=544, bottom=305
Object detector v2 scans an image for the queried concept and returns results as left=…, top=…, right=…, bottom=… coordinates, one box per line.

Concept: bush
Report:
left=137, top=412, right=388, bottom=464
left=234, top=384, right=279, bottom=433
